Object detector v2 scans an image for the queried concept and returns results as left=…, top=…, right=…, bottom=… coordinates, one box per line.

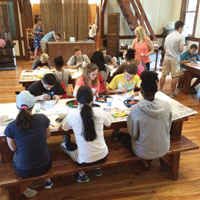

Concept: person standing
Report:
left=160, top=21, right=185, bottom=98
left=33, top=19, right=44, bottom=59
left=41, top=31, right=61, bottom=53
left=131, top=26, right=154, bottom=71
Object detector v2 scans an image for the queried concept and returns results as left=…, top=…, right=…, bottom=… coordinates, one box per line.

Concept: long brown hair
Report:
left=82, top=63, right=99, bottom=87
left=16, top=108, right=34, bottom=130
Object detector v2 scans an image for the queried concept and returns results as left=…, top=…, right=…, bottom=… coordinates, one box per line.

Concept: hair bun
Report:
left=59, top=56, right=63, bottom=59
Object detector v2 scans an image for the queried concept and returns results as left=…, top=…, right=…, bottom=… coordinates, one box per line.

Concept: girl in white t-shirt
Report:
left=59, top=86, right=111, bottom=182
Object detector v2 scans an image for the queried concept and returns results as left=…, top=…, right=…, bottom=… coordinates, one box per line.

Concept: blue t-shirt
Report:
left=180, top=50, right=200, bottom=68
left=4, top=114, right=51, bottom=170
left=41, top=31, right=55, bottom=43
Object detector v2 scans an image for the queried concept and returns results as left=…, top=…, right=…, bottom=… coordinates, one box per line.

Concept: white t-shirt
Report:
left=67, top=55, right=90, bottom=67
left=164, top=31, right=185, bottom=61
left=62, top=107, right=111, bottom=163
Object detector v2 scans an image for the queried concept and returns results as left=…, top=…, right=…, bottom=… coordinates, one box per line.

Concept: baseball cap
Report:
left=16, top=91, right=35, bottom=110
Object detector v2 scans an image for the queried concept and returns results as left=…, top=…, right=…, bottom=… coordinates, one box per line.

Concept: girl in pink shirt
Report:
left=131, top=26, right=154, bottom=71
left=73, top=63, right=100, bottom=97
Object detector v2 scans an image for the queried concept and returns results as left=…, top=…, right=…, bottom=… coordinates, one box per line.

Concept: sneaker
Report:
left=44, top=180, right=53, bottom=189
left=74, top=173, right=89, bottom=183
left=23, top=188, right=37, bottom=198
left=61, top=142, right=77, bottom=152
left=170, top=93, right=178, bottom=98
left=93, top=168, right=102, bottom=177
left=189, top=87, right=197, bottom=94
left=111, top=129, right=119, bottom=141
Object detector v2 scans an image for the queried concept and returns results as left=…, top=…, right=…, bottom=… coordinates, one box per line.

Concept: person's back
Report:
left=7, top=114, right=51, bottom=169
left=127, top=98, right=171, bottom=159
left=164, top=31, right=185, bottom=61
left=115, top=71, right=172, bottom=164
left=65, top=107, right=109, bottom=163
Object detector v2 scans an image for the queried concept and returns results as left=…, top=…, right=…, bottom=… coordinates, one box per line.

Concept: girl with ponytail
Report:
left=4, top=91, right=52, bottom=198
left=60, top=86, right=111, bottom=182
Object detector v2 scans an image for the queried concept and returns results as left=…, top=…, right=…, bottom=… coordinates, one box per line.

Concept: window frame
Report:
left=180, top=0, right=200, bottom=37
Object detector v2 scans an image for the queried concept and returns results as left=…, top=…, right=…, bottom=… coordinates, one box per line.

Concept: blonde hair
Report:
left=135, top=26, right=146, bottom=41
left=40, top=53, right=49, bottom=62
left=82, top=63, right=98, bottom=87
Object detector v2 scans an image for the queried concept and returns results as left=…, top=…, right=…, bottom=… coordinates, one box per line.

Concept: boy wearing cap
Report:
left=4, top=91, right=53, bottom=198
left=28, top=73, right=66, bottom=101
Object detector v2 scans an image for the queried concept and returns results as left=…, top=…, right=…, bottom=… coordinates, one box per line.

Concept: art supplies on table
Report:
left=123, top=99, right=138, bottom=108
left=96, top=95, right=113, bottom=103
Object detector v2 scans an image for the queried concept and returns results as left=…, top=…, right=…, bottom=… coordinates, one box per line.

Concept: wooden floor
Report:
left=1, top=61, right=200, bottom=200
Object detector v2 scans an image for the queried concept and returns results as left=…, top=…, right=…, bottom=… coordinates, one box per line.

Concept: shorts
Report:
left=162, top=59, right=180, bottom=78
left=41, top=40, right=47, bottom=53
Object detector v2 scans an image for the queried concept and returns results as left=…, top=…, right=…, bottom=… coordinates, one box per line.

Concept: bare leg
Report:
left=34, top=47, right=38, bottom=60
left=159, top=75, right=166, bottom=92
left=171, top=77, right=178, bottom=94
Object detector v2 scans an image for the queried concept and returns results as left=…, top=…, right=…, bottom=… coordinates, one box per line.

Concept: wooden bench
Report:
left=0, top=134, right=198, bottom=200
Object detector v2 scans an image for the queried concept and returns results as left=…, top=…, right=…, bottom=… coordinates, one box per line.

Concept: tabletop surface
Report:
left=0, top=92, right=197, bottom=137
left=19, top=68, right=117, bottom=82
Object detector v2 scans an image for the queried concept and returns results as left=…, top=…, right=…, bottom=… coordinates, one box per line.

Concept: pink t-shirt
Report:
left=134, top=37, right=150, bottom=64
left=75, top=76, right=100, bottom=95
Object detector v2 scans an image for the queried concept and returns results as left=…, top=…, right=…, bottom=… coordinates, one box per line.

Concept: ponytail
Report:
left=80, top=103, right=97, bottom=142
left=16, top=109, right=33, bottom=130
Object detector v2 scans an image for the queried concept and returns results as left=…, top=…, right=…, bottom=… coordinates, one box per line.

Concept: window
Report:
left=181, top=0, right=199, bottom=37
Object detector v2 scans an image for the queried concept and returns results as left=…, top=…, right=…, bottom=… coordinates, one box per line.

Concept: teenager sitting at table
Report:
left=99, top=46, right=118, bottom=68
left=73, top=63, right=106, bottom=97
left=59, top=86, right=111, bottom=183
left=107, top=64, right=141, bottom=96
left=67, top=46, right=90, bottom=69
left=28, top=73, right=66, bottom=101
left=114, top=71, right=172, bottom=168
left=32, top=53, right=51, bottom=70
left=91, top=51, right=110, bottom=85
left=113, top=49, right=146, bottom=78
left=4, top=91, right=53, bottom=198
left=53, top=56, right=72, bottom=96
left=178, top=44, right=200, bottom=94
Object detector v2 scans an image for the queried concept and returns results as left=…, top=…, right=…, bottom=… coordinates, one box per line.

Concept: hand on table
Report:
left=43, top=66, right=48, bottom=69
left=190, top=57, right=196, bottom=62
left=36, top=67, right=41, bottom=70
left=43, top=94, right=51, bottom=101
left=116, top=88, right=127, bottom=93
left=53, top=95, right=60, bottom=102
left=76, top=62, right=82, bottom=68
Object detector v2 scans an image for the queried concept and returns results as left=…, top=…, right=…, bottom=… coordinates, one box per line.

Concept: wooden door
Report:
left=107, top=13, right=119, bottom=57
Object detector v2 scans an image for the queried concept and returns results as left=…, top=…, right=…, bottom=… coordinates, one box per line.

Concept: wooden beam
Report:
left=135, top=0, right=156, bottom=40
left=130, top=0, right=149, bottom=37
left=101, top=0, right=107, bottom=38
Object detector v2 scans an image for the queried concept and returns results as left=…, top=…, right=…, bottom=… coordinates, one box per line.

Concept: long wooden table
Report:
left=19, top=68, right=117, bottom=90
left=183, top=63, right=200, bottom=94
left=0, top=92, right=197, bottom=164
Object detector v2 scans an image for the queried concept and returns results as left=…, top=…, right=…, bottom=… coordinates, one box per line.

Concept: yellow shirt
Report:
left=109, top=73, right=141, bottom=92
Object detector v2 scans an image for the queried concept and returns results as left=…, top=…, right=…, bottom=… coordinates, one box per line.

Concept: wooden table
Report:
left=19, top=68, right=117, bottom=90
left=183, top=63, right=200, bottom=94
left=48, top=41, right=95, bottom=66
left=0, top=92, right=197, bottom=164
